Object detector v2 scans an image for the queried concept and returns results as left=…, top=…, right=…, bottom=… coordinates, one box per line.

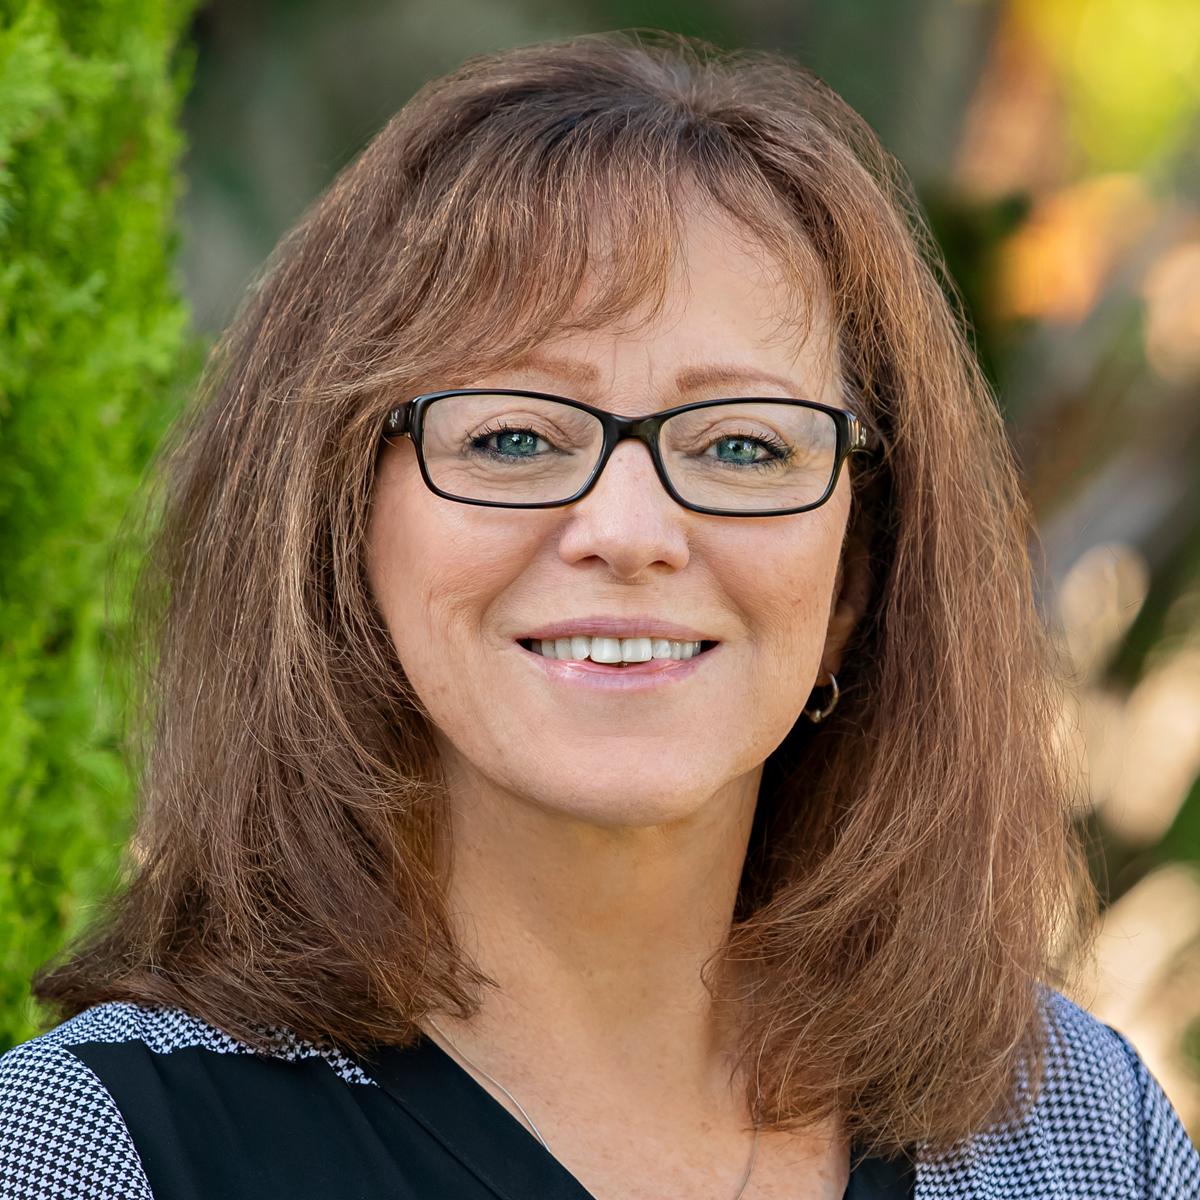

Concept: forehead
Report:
left=579, top=188, right=830, bottom=334
left=482, top=198, right=840, bottom=405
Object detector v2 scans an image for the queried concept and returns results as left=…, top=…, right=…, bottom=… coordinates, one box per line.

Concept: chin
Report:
left=516, top=761, right=737, bottom=830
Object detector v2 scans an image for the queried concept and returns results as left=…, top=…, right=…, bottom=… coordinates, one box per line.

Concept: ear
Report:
left=821, top=524, right=872, bottom=679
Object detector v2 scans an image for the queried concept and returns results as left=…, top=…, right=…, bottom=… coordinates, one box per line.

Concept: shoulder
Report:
left=0, top=1000, right=375, bottom=1200
left=2, top=997, right=374, bottom=1083
left=915, top=988, right=1200, bottom=1199
left=1039, top=990, right=1198, bottom=1189
left=0, top=1004, right=162, bottom=1200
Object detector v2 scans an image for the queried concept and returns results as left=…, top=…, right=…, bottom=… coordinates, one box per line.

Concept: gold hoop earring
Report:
left=803, top=672, right=840, bottom=723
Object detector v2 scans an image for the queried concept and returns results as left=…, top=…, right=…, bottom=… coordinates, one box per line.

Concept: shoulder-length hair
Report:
left=36, top=29, right=1096, bottom=1156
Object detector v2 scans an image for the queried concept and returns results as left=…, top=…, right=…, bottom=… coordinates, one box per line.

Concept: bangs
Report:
left=343, top=105, right=826, bottom=400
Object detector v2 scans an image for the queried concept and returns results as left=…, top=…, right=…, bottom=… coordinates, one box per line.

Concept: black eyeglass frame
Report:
left=381, top=388, right=875, bottom=518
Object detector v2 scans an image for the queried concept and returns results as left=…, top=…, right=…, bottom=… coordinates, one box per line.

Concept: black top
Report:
left=0, top=999, right=913, bottom=1198
left=361, top=1036, right=916, bottom=1199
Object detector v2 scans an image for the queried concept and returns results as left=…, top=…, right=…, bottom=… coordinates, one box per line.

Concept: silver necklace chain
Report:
left=425, top=1019, right=760, bottom=1199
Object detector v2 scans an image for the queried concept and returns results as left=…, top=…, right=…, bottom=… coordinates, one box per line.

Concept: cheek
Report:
left=366, top=459, right=537, bottom=690
left=719, top=507, right=845, bottom=685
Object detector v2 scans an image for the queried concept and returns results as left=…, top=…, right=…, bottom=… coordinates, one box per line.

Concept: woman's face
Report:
left=367, top=201, right=857, bottom=828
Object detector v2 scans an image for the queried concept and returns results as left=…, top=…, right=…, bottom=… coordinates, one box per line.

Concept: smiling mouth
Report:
left=517, top=636, right=719, bottom=666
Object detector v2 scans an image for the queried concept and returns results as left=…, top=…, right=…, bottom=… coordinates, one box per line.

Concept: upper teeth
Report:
left=530, top=636, right=703, bottom=663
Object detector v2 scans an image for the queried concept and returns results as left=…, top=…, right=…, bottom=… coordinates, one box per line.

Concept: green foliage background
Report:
left=0, top=0, right=197, bottom=1049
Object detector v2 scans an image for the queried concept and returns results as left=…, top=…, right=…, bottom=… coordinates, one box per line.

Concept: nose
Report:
left=556, top=440, right=691, bottom=580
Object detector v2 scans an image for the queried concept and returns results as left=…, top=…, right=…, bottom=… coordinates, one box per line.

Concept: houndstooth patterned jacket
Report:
left=1, top=988, right=1197, bottom=1198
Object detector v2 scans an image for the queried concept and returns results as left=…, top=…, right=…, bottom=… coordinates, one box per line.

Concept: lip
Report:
left=516, top=640, right=720, bottom=691
left=515, top=616, right=718, bottom=642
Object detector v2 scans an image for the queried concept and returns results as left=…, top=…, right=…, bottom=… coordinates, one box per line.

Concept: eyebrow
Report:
left=500, top=352, right=807, bottom=397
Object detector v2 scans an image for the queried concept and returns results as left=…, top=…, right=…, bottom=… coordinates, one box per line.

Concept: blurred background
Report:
left=2, top=0, right=1198, bottom=1135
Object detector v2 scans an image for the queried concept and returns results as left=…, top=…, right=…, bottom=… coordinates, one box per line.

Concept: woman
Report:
left=1, top=30, right=1196, bottom=1200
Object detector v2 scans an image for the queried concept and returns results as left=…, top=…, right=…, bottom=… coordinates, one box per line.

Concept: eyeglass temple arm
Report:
left=384, top=405, right=410, bottom=436
left=847, top=412, right=875, bottom=454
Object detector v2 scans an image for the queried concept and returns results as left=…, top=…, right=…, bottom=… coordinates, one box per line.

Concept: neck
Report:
left=435, top=757, right=761, bottom=1090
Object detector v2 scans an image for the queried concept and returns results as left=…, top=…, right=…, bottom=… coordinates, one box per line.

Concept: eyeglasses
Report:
left=380, top=389, right=873, bottom=517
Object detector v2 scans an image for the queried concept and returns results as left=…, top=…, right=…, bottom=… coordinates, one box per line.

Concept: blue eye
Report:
left=705, top=435, right=789, bottom=466
left=714, top=436, right=764, bottom=464
left=471, top=427, right=549, bottom=458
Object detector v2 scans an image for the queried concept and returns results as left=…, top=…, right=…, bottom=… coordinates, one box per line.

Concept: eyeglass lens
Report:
left=418, top=393, right=839, bottom=512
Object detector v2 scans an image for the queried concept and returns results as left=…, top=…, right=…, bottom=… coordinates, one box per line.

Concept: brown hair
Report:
left=35, top=29, right=1096, bottom=1156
